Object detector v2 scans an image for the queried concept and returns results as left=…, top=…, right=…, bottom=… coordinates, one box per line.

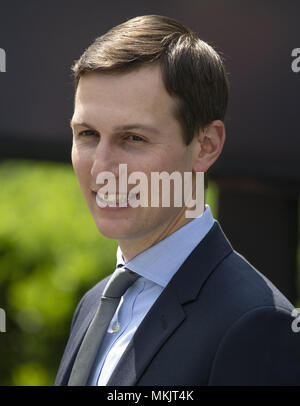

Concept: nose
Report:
left=90, top=138, right=120, bottom=183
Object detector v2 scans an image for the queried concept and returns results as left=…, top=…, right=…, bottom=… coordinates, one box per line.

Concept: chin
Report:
left=94, top=218, right=137, bottom=241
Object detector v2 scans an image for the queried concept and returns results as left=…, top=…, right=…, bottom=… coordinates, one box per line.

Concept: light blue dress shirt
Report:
left=88, top=204, right=215, bottom=385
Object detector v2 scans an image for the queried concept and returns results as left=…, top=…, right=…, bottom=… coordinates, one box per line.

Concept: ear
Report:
left=192, top=120, right=226, bottom=173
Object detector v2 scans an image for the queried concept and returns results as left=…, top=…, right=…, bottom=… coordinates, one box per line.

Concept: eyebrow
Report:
left=70, top=120, right=160, bottom=135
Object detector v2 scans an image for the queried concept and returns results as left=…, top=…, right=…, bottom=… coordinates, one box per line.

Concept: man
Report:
left=55, top=15, right=300, bottom=386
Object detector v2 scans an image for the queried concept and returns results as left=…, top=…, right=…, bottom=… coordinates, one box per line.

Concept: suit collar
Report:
left=170, top=220, right=233, bottom=304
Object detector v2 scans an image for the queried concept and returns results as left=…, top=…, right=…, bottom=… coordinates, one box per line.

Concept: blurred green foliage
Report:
left=0, top=159, right=219, bottom=385
left=0, top=160, right=118, bottom=385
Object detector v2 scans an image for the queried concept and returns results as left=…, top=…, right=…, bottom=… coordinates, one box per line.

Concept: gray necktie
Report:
left=68, top=267, right=140, bottom=386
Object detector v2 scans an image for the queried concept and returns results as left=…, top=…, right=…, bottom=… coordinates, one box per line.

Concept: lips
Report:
left=98, top=193, right=129, bottom=204
left=93, top=190, right=139, bottom=208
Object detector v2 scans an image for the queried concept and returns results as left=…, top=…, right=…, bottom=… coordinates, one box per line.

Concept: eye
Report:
left=126, top=134, right=145, bottom=142
left=78, top=130, right=98, bottom=137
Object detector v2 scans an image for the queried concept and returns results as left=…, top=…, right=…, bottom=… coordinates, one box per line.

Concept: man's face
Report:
left=71, top=63, right=199, bottom=250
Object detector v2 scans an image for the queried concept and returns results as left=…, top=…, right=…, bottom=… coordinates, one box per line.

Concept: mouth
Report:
left=92, top=191, right=140, bottom=208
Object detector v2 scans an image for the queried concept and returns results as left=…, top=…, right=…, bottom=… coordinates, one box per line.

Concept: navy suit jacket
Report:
left=55, top=221, right=300, bottom=385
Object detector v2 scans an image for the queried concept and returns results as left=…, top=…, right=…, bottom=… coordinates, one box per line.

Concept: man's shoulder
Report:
left=207, top=251, right=300, bottom=385
left=209, top=247, right=294, bottom=314
left=183, top=219, right=294, bottom=316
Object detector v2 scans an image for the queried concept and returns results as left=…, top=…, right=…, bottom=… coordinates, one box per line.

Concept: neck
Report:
left=119, top=203, right=204, bottom=262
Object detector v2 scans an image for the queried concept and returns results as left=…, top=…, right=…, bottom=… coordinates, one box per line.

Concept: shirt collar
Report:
left=116, top=204, right=215, bottom=288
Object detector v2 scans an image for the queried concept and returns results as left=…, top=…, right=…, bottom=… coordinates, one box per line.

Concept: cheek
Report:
left=71, top=146, right=91, bottom=185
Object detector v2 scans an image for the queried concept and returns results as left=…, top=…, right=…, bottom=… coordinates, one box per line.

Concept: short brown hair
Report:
left=71, top=14, right=229, bottom=145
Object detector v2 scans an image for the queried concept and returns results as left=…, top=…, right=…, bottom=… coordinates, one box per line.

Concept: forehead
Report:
left=73, top=64, right=179, bottom=128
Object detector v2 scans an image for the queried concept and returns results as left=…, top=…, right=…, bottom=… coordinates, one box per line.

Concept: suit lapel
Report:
left=107, top=285, right=185, bottom=385
left=107, top=221, right=233, bottom=385
left=55, top=274, right=115, bottom=385
left=55, top=305, right=97, bottom=385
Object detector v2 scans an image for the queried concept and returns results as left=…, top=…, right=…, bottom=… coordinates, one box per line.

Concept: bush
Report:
left=0, top=160, right=117, bottom=385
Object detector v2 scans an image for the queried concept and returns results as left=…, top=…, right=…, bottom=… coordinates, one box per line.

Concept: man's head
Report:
left=71, top=14, right=228, bottom=145
left=70, top=15, right=228, bottom=260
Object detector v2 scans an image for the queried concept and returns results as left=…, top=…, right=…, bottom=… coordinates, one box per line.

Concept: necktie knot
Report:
left=102, top=267, right=140, bottom=299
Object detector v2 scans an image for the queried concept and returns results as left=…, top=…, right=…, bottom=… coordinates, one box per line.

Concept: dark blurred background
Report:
left=0, top=0, right=299, bottom=385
